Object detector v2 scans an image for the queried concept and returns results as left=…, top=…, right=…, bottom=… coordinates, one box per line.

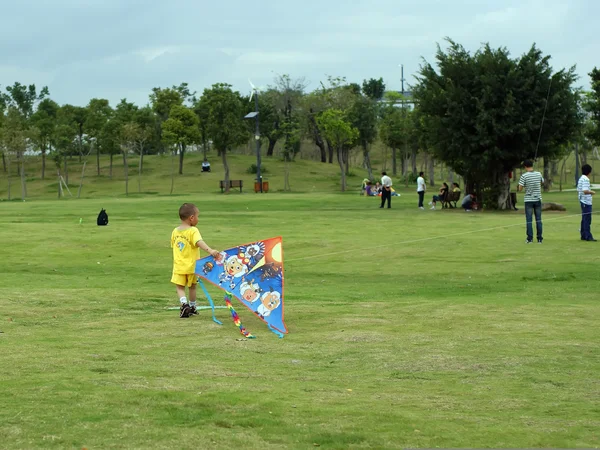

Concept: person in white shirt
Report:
left=577, top=164, right=596, bottom=241
left=416, top=172, right=426, bottom=209
left=380, top=171, right=392, bottom=209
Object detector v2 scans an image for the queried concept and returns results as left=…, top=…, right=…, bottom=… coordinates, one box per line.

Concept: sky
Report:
left=1, top=0, right=598, bottom=107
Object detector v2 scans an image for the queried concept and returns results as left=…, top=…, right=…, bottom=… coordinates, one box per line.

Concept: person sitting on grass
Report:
left=429, top=182, right=449, bottom=210
left=462, top=193, right=475, bottom=211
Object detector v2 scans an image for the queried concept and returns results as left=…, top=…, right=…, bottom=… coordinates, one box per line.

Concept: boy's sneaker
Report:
left=189, top=306, right=198, bottom=315
left=180, top=303, right=191, bottom=318
left=526, top=240, right=533, bottom=244
left=537, top=239, right=543, bottom=244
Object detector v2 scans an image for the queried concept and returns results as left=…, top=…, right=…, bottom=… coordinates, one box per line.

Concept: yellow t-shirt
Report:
left=171, top=226, right=202, bottom=274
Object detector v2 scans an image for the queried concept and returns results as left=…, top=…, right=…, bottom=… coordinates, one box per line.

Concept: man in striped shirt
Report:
left=518, top=160, right=544, bottom=243
left=577, top=164, right=596, bottom=241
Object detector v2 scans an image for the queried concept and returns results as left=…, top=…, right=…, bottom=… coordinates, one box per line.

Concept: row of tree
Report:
left=1, top=38, right=600, bottom=207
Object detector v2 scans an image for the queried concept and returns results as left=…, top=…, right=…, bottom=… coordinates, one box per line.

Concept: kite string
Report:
left=534, top=76, right=553, bottom=162
left=286, top=209, right=598, bottom=263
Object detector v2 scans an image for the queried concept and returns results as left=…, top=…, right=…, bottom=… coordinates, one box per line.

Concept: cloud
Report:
left=0, top=0, right=597, bottom=106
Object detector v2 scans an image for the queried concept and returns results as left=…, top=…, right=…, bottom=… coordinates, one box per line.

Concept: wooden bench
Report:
left=442, top=190, right=461, bottom=209
left=220, top=180, right=243, bottom=193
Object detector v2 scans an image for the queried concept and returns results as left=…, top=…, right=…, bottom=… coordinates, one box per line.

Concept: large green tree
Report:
left=85, top=98, right=112, bottom=176
left=162, top=105, right=200, bottom=177
left=202, top=83, right=248, bottom=192
left=30, top=98, right=59, bottom=179
left=317, top=108, right=359, bottom=191
left=414, top=39, right=582, bottom=209
left=586, top=68, right=600, bottom=146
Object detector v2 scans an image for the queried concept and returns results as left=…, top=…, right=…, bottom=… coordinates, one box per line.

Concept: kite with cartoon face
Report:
left=239, top=278, right=263, bottom=303
left=218, top=253, right=250, bottom=290
left=256, top=288, right=281, bottom=318
left=239, top=242, right=265, bottom=268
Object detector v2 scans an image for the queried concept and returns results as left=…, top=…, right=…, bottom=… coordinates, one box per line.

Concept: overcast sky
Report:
left=1, top=0, right=597, bottom=107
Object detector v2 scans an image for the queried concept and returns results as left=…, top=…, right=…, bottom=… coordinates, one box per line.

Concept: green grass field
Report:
left=1, top=155, right=599, bottom=449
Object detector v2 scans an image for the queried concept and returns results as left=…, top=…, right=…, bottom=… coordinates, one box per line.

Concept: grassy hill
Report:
left=1, top=144, right=598, bottom=201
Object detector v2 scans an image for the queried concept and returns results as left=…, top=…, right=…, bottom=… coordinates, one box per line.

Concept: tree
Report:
left=301, top=91, right=328, bottom=163
left=0, top=107, right=28, bottom=200
left=270, top=75, right=308, bottom=158
left=347, top=94, right=378, bottom=180
left=317, top=109, right=359, bottom=191
left=362, top=77, right=386, bottom=100
left=150, top=83, right=191, bottom=153
left=414, top=39, right=581, bottom=209
left=162, top=105, right=200, bottom=184
left=192, top=95, right=212, bottom=161
left=202, top=83, right=248, bottom=192
left=30, top=98, right=59, bottom=180
left=85, top=98, right=112, bottom=176
left=585, top=68, right=600, bottom=146
left=3, top=82, right=49, bottom=119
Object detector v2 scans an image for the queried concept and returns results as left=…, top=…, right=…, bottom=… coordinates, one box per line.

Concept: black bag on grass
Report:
left=97, top=209, right=109, bottom=226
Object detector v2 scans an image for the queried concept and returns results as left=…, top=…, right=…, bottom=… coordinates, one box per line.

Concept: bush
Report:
left=246, top=164, right=268, bottom=174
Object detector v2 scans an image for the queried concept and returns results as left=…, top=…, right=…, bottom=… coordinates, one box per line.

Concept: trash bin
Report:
left=254, top=181, right=261, bottom=193
left=262, top=181, right=269, bottom=193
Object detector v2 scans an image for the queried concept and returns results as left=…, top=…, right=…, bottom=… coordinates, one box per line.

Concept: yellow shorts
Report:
left=171, top=273, right=198, bottom=287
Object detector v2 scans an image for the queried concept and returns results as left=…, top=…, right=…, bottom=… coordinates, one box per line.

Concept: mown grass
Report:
left=0, top=164, right=599, bottom=448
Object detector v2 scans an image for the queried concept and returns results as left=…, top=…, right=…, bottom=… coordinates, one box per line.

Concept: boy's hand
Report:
left=210, top=249, right=222, bottom=261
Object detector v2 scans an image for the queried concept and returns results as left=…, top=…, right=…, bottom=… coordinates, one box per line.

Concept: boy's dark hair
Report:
left=582, top=164, right=592, bottom=176
left=452, top=182, right=460, bottom=187
left=179, top=203, right=198, bottom=220
left=381, top=171, right=387, bottom=176
left=523, top=159, right=533, bottom=168
left=419, top=171, right=424, bottom=176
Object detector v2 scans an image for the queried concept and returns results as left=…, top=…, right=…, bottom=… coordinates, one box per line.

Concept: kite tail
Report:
left=198, top=279, right=223, bottom=325
left=225, top=293, right=256, bottom=339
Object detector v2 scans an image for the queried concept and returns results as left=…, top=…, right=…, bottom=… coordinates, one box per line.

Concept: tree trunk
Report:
left=327, top=140, right=334, bottom=164
left=411, top=148, right=417, bottom=175
left=267, top=137, right=277, bottom=157
left=170, top=148, right=176, bottom=195
left=109, top=153, right=113, bottom=179
left=2, top=152, right=6, bottom=173
left=284, top=157, right=291, bottom=191
left=57, top=169, right=62, bottom=199
left=309, top=111, right=327, bottom=163
left=19, top=152, right=27, bottom=200
left=138, top=149, right=143, bottom=193
left=77, top=161, right=87, bottom=199
left=6, top=156, right=11, bottom=200
left=543, top=157, right=551, bottom=192
left=363, top=146, right=373, bottom=180
left=428, top=155, right=435, bottom=187
left=551, top=160, right=558, bottom=177
left=495, top=171, right=513, bottom=210
left=343, top=148, right=350, bottom=176
left=64, top=159, right=69, bottom=185
left=337, top=147, right=346, bottom=192
left=178, top=142, right=185, bottom=175
left=391, top=148, right=397, bottom=176
left=222, top=149, right=230, bottom=193
left=41, top=148, right=46, bottom=180
left=400, top=155, right=406, bottom=178
left=97, top=146, right=101, bottom=176
left=123, top=151, right=129, bottom=196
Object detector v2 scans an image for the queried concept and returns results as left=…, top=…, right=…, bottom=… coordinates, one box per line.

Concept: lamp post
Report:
left=244, top=100, right=262, bottom=193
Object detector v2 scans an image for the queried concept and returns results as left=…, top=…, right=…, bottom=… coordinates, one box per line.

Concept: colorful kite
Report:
left=195, top=236, right=287, bottom=338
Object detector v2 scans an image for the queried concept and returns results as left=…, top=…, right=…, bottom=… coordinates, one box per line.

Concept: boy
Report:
left=416, top=172, right=426, bottom=209
left=518, top=159, right=544, bottom=243
left=171, top=203, right=221, bottom=318
left=577, top=164, right=596, bottom=241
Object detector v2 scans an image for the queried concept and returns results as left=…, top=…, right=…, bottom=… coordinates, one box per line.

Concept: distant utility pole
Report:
left=400, top=64, right=405, bottom=96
